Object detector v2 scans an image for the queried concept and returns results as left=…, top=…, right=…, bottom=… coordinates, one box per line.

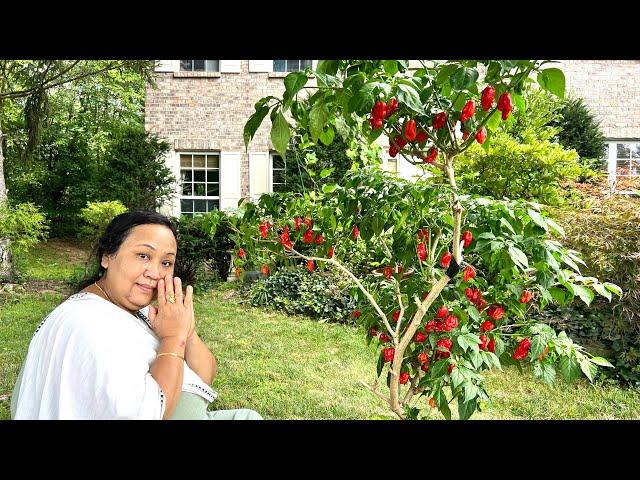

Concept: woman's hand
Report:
left=147, top=274, right=194, bottom=341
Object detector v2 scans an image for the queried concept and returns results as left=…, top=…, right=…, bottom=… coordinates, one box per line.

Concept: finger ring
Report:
left=167, top=295, right=176, bottom=304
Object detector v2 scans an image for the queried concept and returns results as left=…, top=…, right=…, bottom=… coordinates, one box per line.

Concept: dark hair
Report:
left=77, top=210, right=178, bottom=290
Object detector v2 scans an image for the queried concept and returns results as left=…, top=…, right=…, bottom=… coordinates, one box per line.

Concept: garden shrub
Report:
left=243, top=264, right=356, bottom=324
left=79, top=200, right=128, bottom=240
left=0, top=202, right=49, bottom=254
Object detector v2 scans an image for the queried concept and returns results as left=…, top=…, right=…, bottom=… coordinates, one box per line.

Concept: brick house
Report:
left=145, top=60, right=640, bottom=219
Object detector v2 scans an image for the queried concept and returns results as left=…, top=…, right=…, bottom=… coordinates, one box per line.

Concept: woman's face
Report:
left=101, top=224, right=177, bottom=312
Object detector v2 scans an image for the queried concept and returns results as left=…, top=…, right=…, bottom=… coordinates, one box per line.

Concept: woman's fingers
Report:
left=184, top=284, right=193, bottom=309
left=157, top=278, right=166, bottom=306
left=174, top=276, right=183, bottom=303
left=164, top=273, right=175, bottom=303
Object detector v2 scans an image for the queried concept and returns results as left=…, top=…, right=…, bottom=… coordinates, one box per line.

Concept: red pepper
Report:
left=389, top=145, right=399, bottom=158
left=399, top=372, right=410, bottom=384
left=441, top=251, right=452, bottom=268
left=520, top=290, right=533, bottom=303
left=386, top=98, right=398, bottom=117
left=393, top=135, right=407, bottom=149
left=328, top=245, right=335, bottom=259
left=238, top=248, right=246, bottom=259
left=462, top=130, right=470, bottom=140
left=352, top=225, right=359, bottom=239
left=497, top=92, right=513, bottom=120
left=370, top=117, right=383, bottom=129
left=462, top=230, right=473, bottom=248
left=372, top=101, right=388, bottom=120
left=383, top=266, right=393, bottom=279
left=460, top=100, right=476, bottom=122
left=463, top=265, right=476, bottom=282
left=314, top=234, right=323, bottom=245
left=416, top=129, right=428, bottom=143
left=475, top=126, right=487, bottom=144
left=424, top=147, right=438, bottom=164
left=303, top=229, right=314, bottom=244
left=416, top=242, right=427, bottom=262
left=432, top=112, right=447, bottom=129
left=404, top=119, right=417, bottom=142
left=481, top=85, right=495, bottom=111
left=261, top=265, right=269, bottom=276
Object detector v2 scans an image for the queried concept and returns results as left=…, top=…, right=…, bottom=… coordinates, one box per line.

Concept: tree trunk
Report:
left=0, top=126, right=16, bottom=282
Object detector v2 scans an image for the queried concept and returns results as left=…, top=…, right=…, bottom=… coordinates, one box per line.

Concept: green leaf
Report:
left=434, top=388, right=451, bottom=420
left=397, top=83, right=425, bottom=114
left=549, top=287, right=567, bottom=305
left=572, top=284, right=595, bottom=307
left=530, top=336, right=547, bottom=359
left=590, top=356, right=614, bottom=368
left=464, top=382, right=479, bottom=403
left=450, top=368, right=465, bottom=388
left=319, top=124, right=335, bottom=146
left=508, top=245, right=529, bottom=269
left=319, top=167, right=335, bottom=179
left=316, top=60, right=339, bottom=76
left=431, top=359, right=450, bottom=379
left=559, top=355, right=582, bottom=382
left=578, top=356, right=596, bottom=382
left=485, top=109, right=502, bottom=132
left=348, top=86, right=375, bottom=116
left=467, top=306, right=481, bottom=322
left=435, top=64, right=458, bottom=86
left=450, top=67, right=479, bottom=91
left=243, top=105, right=269, bottom=149
left=376, top=353, right=384, bottom=378
left=270, top=111, right=290, bottom=159
left=309, top=103, right=328, bottom=143
left=527, top=209, right=548, bottom=231
left=545, top=218, right=565, bottom=237
left=500, top=217, right=516, bottom=234
left=486, top=351, right=502, bottom=370
left=493, top=337, right=506, bottom=357
left=382, top=60, right=399, bottom=76
left=592, top=282, right=612, bottom=301
left=284, top=71, right=308, bottom=98
left=537, top=68, right=566, bottom=99
left=534, top=362, right=556, bottom=385
left=604, top=282, right=623, bottom=298
left=470, top=349, right=482, bottom=370
left=457, top=397, right=477, bottom=420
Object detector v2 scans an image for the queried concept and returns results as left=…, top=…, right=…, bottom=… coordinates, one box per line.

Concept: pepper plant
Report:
left=237, top=60, right=621, bottom=419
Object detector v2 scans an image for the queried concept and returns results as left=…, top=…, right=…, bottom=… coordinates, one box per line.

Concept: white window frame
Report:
left=179, top=60, right=220, bottom=72
left=607, top=141, right=640, bottom=184
left=273, top=60, right=313, bottom=72
left=179, top=152, right=220, bottom=217
left=269, top=152, right=287, bottom=192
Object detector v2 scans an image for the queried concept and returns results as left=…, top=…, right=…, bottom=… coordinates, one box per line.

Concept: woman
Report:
left=11, top=210, right=262, bottom=420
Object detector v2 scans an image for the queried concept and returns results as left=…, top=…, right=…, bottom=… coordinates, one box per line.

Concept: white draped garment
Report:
left=11, top=292, right=217, bottom=419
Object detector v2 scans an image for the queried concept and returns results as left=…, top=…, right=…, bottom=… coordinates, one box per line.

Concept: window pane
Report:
left=193, top=60, right=205, bottom=71
left=180, top=199, right=193, bottom=212
left=273, top=60, right=285, bottom=72
left=207, top=200, right=219, bottom=211
left=206, top=155, right=220, bottom=169
left=181, top=170, right=192, bottom=182
left=182, top=183, right=192, bottom=196
left=603, top=144, right=609, bottom=158
left=205, top=60, right=219, bottom=72
left=300, top=60, right=312, bottom=69
left=180, top=155, right=192, bottom=168
left=273, top=170, right=285, bottom=183
left=194, top=170, right=205, bottom=182
left=207, top=183, right=219, bottom=196
left=273, top=155, right=285, bottom=169
left=632, top=144, right=640, bottom=158
left=632, top=158, right=640, bottom=175
left=206, top=170, right=219, bottom=182
left=194, top=200, right=207, bottom=212
left=273, top=183, right=286, bottom=193
left=286, top=60, right=300, bottom=72
left=193, top=155, right=206, bottom=168
left=617, top=144, right=630, bottom=158
left=388, top=159, right=398, bottom=173
left=180, top=60, right=193, bottom=71
left=617, top=159, right=631, bottom=176
left=194, top=183, right=206, bottom=196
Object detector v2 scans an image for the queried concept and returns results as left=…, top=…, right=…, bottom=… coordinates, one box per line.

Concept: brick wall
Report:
left=557, top=60, right=640, bottom=139
left=145, top=61, right=295, bottom=200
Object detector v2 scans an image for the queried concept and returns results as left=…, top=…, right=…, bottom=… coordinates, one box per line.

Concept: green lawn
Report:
left=2, top=240, right=639, bottom=420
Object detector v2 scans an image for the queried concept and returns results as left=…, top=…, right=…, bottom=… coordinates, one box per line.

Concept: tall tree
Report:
left=0, top=60, right=157, bottom=280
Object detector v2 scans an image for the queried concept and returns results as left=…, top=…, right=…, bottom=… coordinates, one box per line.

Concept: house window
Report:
left=180, top=60, right=220, bottom=72
left=271, top=153, right=287, bottom=192
left=612, top=142, right=640, bottom=177
left=273, top=60, right=312, bottom=72
left=386, top=157, right=398, bottom=173
left=180, top=153, right=220, bottom=217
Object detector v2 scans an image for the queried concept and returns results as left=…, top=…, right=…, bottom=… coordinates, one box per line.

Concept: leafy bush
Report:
left=79, top=200, right=128, bottom=239
left=174, top=211, right=235, bottom=292
left=550, top=193, right=640, bottom=384
left=243, top=265, right=356, bottom=324
left=552, top=97, right=608, bottom=171
left=0, top=202, right=49, bottom=254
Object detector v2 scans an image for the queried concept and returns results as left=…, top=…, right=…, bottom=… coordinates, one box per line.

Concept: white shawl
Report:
left=11, top=292, right=217, bottom=419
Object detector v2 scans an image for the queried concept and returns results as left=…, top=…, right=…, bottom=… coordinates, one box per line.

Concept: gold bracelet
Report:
left=156, top=352, right=185, bottom=361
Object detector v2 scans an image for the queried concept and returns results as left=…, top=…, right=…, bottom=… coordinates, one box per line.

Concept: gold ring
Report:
left=167, top=295, right=176, bottom=304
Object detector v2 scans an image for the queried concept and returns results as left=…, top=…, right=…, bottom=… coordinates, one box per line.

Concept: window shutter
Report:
left=249, top=152, right=270, bottom=201
left=248, top=60, right=273, bottom=73
left=219, top=152, right=242, bottom=211
left=220, top=60, right=241, bottom=73
left=155, top=60, right=178, bottom=72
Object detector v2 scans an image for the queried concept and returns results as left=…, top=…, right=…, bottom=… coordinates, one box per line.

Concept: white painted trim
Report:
left=219, top=152, right=242, bottom=211
left=220, top=60, right=241, bottom=73
left=249, top=60, right=273, bottom=73
left=249, top=152, right=270, bottom=201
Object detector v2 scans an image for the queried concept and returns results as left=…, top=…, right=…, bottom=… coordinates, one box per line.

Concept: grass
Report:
left=2, top=239, right=639, bottom=420
left=12, top=237, right=91, bottom=282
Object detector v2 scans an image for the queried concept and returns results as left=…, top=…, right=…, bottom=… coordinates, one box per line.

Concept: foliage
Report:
left=173, top=211, right=235, bottom=292
left=552, top=97, right=608, bottom=171
left=0, top=202, right=49, bottom=254
left=79, top=200, right=128, bottom=239
left=242, top=265, right=356, bottom=323
left=550, top=192, right=640, bottom=384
